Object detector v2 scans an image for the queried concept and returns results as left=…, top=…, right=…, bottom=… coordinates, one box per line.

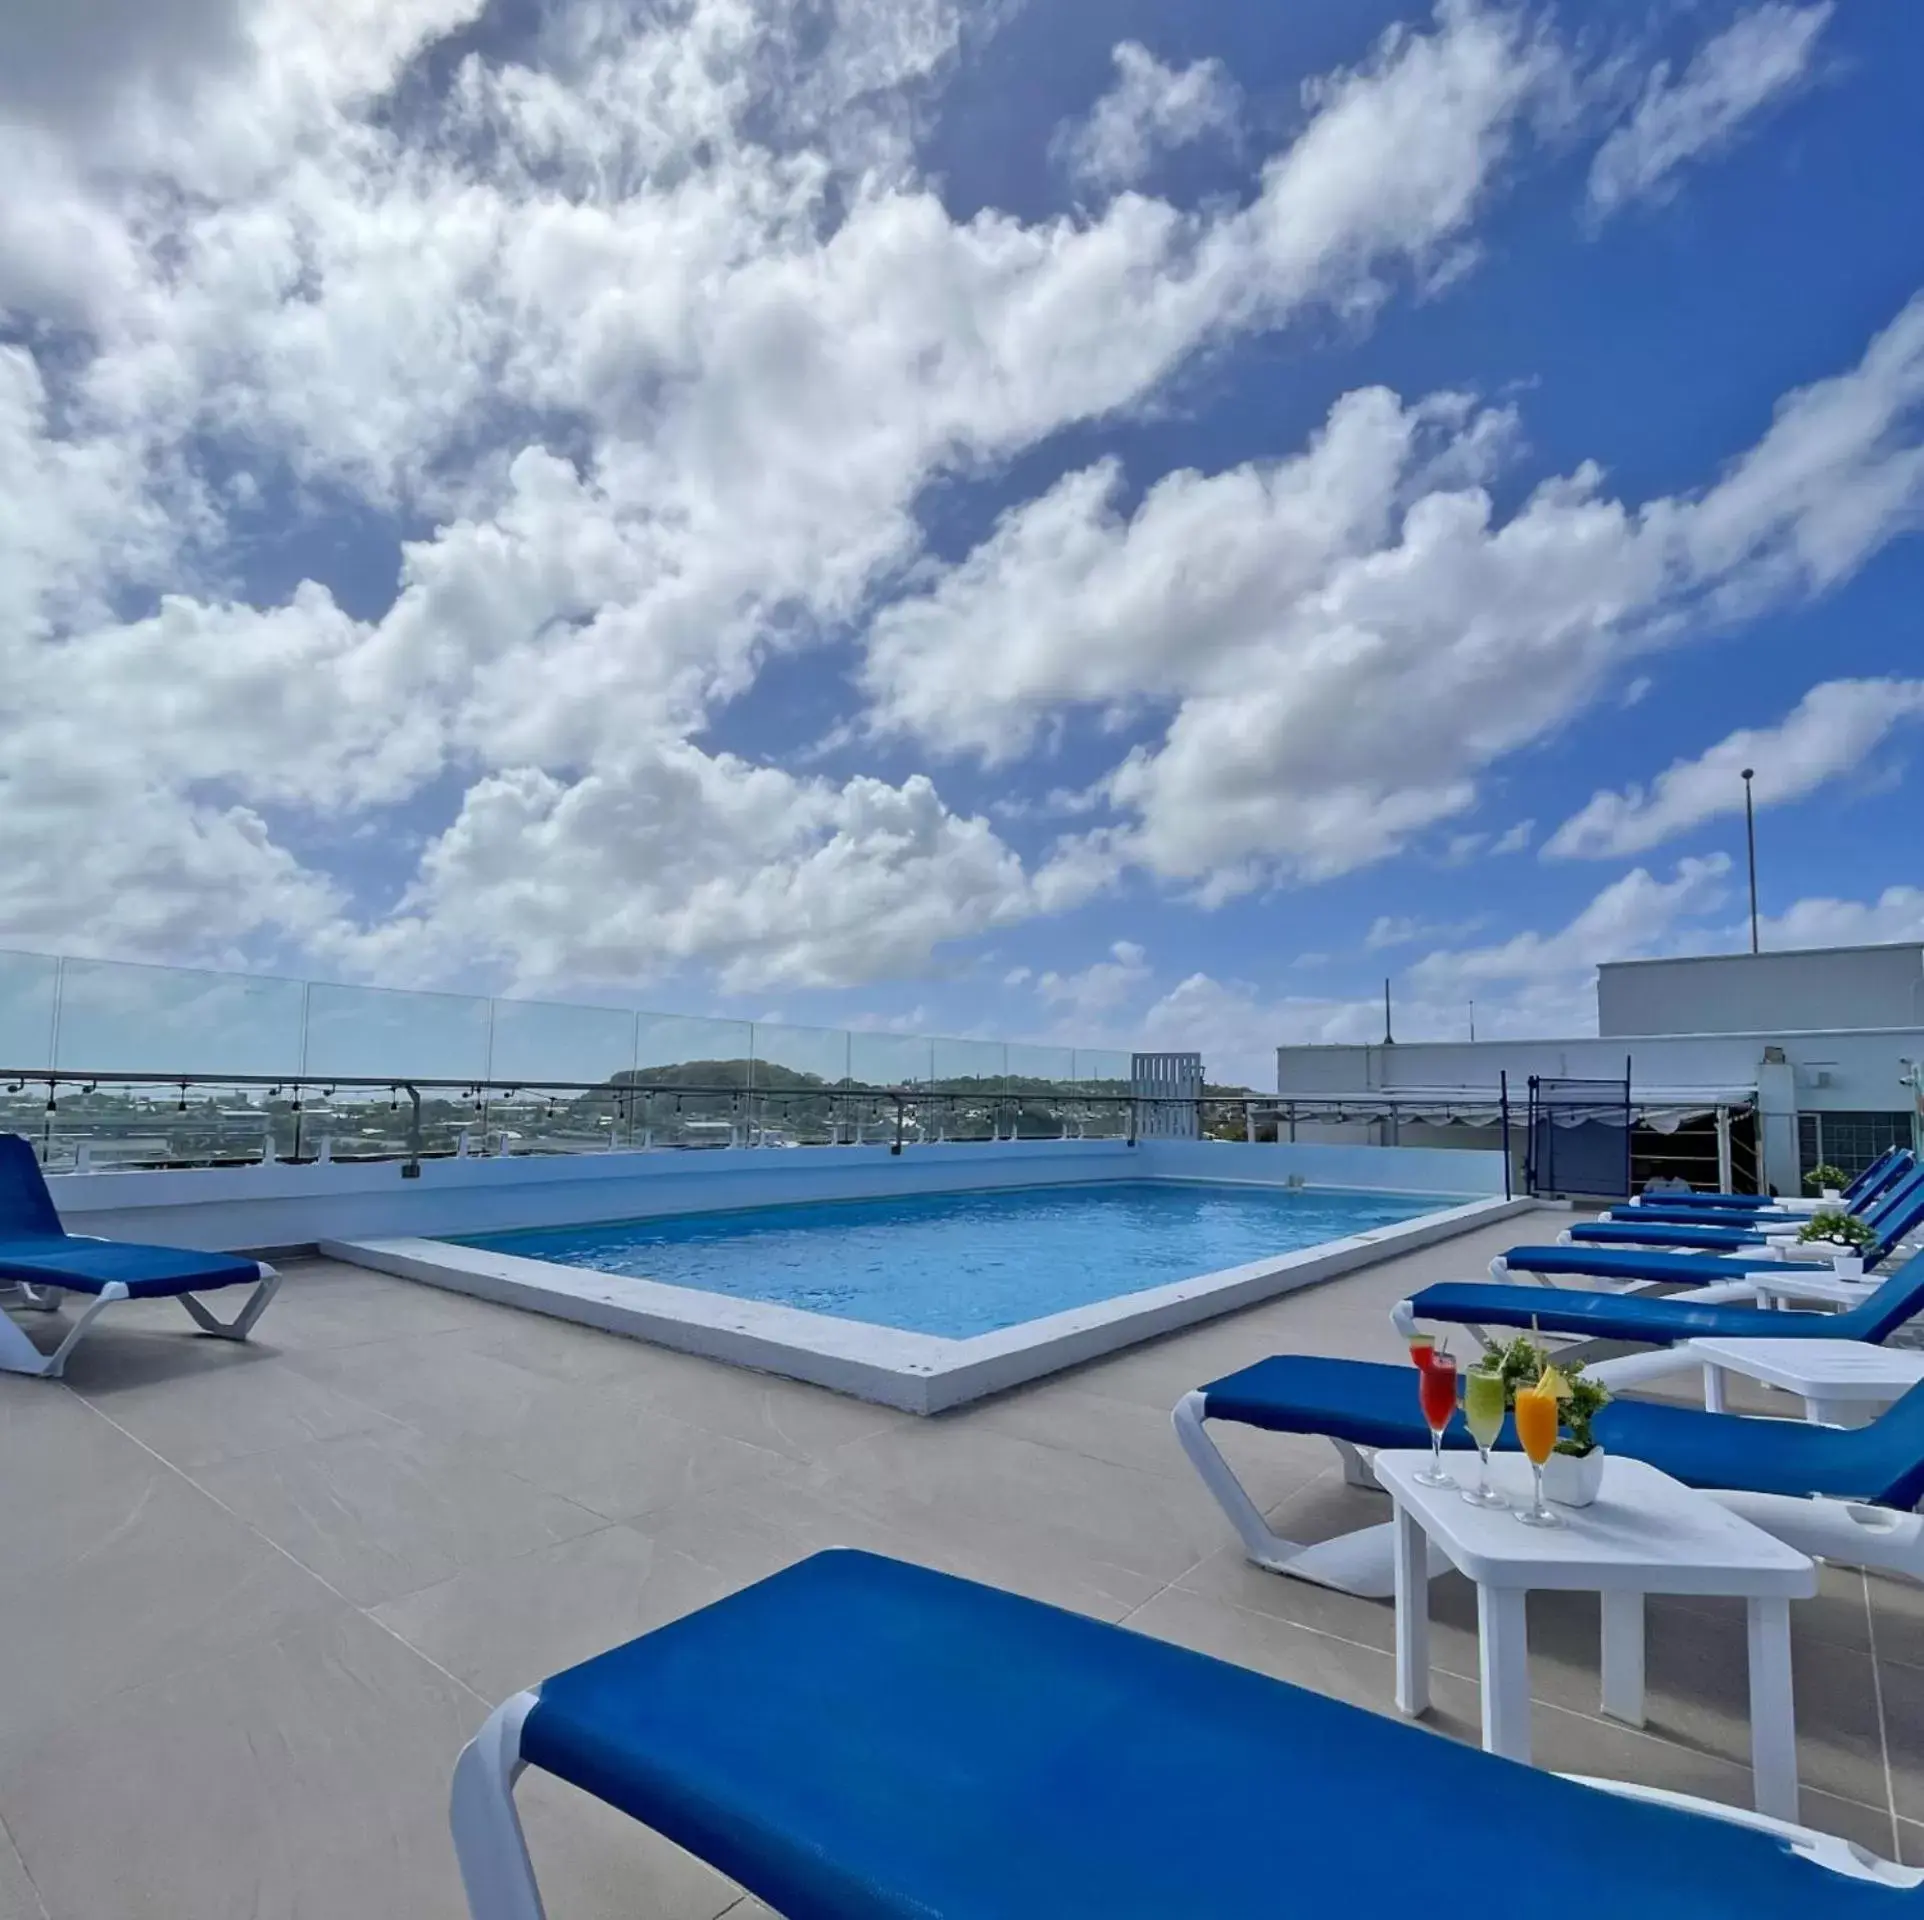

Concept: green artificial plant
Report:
left=1478, top=1332, right=1613, bottom=1457
left=1797, top=1208, right=1875, bottom=1252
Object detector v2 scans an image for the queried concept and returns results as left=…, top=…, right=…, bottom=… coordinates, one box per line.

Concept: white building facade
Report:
left=1275, top=944, right=1924, bottom=1196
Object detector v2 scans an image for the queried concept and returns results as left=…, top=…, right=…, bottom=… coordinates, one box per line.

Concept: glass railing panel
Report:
left=0, top=950, right=60, bottom=1070
left=301, top=982, right=492, bottom=1084
left=630, top=1013, right=754, bottom=1147
left=487, top=997, right=637, bottom=1089
left=843, top=1034, right=933, bottom=1144
left=847, top=1032, right=934, bottom=1089
left=748, top=1024, right=852, bottom=1145
left=52, top=957, right=306, bottom=1079
left=1004, top=1042, right=1077, bottom=1138
left=927, top=1037, right=1005, bottom=1140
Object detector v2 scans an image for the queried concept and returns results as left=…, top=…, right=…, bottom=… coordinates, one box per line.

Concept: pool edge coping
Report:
left=321, top=1192, right=1534, bottom=1413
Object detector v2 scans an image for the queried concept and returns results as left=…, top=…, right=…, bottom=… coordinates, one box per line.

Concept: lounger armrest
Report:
left=1557, top=1776, right=1922, bottom=1887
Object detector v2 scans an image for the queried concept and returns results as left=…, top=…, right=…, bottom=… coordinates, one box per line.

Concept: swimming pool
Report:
left=454, top=1180, right=1450, bottom=1338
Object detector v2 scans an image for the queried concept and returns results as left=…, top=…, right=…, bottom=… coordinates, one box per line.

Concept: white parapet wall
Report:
left=40, top=1134, right=1510, bottom=1252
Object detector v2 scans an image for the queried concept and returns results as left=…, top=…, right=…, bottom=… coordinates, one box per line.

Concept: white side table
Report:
left=1688, top=1337, right=1924, bottom=1423
left=1373, top=1450, right=1816, bottom=1820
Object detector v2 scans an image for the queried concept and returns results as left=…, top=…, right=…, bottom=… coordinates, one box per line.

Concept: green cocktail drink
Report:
left=1462, top=1366, right=1508, bottom=1508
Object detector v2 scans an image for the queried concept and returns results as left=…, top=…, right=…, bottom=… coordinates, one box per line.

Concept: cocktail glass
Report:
left=1461, top=1367, right=1508, bottom=1508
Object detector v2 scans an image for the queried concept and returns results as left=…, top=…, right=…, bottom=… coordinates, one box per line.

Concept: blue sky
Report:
left=2, top=0, right=1922, bottom=1086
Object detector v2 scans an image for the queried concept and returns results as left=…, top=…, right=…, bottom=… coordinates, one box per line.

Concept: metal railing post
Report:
left=1499, top=1071, right=1512, bottom=1201
left=403, top=1085, right=423, bottom=1177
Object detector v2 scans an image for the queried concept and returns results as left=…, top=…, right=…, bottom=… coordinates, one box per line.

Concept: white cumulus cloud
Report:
left=864, top=293, right=1924, bottom=899
left=0, top=0, right=1571, bottom=992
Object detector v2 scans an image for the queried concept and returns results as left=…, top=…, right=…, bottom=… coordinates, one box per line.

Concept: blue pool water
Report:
left=455, top=1180, right=1453, bottom=1338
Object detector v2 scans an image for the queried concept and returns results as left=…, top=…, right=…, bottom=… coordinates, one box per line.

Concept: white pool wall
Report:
left=42, top=1134, right=1508, bottom=1253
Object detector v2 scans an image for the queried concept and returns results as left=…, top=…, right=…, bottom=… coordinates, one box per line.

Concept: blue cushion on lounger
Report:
left=0, top=1236, right=264, bottom=1297
left=1198, top=1357, right=1924, bottom=1510
left=1499, top=1245, right=1798, bottom=1286
left=1413, top=1249, right=1924, bottom=1351
left=513, top=1549, right=1917, bottom=1918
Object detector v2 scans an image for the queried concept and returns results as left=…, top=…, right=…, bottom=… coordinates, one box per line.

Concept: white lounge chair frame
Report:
left=0, top=1265, right=281, bottom=1379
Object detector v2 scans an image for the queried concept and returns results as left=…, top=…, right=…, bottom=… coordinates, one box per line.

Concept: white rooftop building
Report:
left=1275, top=943, right=1924, bottom=1198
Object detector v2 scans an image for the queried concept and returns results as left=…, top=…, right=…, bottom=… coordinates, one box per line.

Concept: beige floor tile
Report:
left=1669, top=1557, right=1874, bottom=1656
left=71, top=1342, right=408, bottom=1469
left=1121, top=1583, right=1483, bottom=1734
left=646, top=1449, right=1147, bottom=1620
left=1869, top=1565, right=1924, bottom=1670
left=1874, top=1655, right=1924, bottom=1823
left=191, top=1424, right=606, bottom=1606
left=0, top=1822, right=47, bottom=1920
left=279, top=1327, right=573, bottom=1438
left=453, top=1308, right=909, bottom=1461
left=372, top=1521, right=742, bottom=1702
left=960, top=1376, right=1333, bottom=1504
left=797, top=1416, right=1225, bottom=1592
left=0, top=1456, right=345, bottom=1754
left=255, top=1261, right=489, bottom=1350
left=0, top=1609, right=485, bottom=1920
left=465, top=1382, right=792, bottom=1522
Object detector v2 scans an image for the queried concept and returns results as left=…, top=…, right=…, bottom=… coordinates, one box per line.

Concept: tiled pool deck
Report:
left=4, top=1206, right=1923, bottom=1916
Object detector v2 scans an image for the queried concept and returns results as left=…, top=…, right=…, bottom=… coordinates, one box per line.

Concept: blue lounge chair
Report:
left=1491, top=1242, right=1818, bottom=1288
left=1397, top=1249, right=1924, bottom=1358
left=451, top=1548, right=1920, bottom=1919
left=1174, top=1352, right=1924, bottom=1597
left=1492, top=1183, right=1922, bottom=1286
left=1603, top=1154, right=1912, bottom=1229
left=1611, top=1149, right=1913, bottom=1228
left=1622, top=1146, right=1908, bottom=1217
left=0, top=1134, right=280, bottom=1378
left=1569, top=1165, right=1924, bottom=1254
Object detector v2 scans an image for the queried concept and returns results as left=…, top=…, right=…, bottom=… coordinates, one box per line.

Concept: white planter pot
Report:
left=1832, top=1253, right=1866, bottom=1279
left=1822, top=1189, right=1843, bottom=1203
left=1541, top=1446, right=1605, bottom=1508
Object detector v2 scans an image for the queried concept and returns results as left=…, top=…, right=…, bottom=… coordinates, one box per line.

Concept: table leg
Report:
left=1746, top=1597, right=1800, bottom=1822
left=1599, top=1590, right=1646, bottom=1728
left=1702, top=1363, right=1726, bottom=1413
left=1393, top=1501, right=1430, bottom=1719
left=1805, top=1394, right=1844, bottom=1426
left=1478, top=1585, right=1531, bottom=1762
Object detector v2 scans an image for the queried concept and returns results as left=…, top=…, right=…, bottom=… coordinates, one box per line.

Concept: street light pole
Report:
left=1742, top=766, right=1760, bottom=955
